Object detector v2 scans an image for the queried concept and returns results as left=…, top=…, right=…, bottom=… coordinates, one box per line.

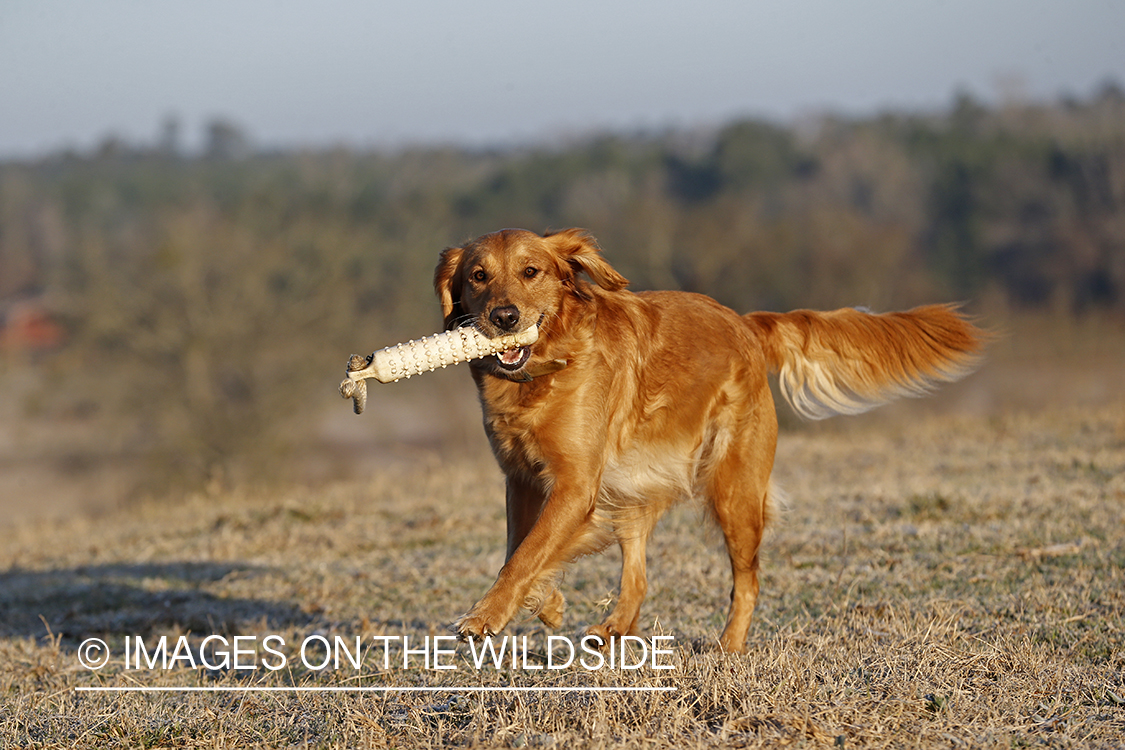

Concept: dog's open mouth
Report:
left=496, top=346, right=531, bottom=371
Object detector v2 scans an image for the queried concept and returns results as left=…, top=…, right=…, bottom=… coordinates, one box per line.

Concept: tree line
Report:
left=1, top=85, right=1122, bottom=493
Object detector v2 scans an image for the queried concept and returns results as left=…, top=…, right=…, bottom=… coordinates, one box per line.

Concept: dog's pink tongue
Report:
left=500, top=348, right=522, bottom=365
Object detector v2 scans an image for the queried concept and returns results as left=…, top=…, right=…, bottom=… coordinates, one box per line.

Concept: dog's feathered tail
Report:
left=745, top=303, right=987, bottom=420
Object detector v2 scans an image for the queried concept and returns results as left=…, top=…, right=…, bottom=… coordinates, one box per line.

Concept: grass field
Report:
left=2, top=393, right=1124, bottom=748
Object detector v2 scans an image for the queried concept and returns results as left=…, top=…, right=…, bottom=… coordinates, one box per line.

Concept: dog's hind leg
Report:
left=586, top=512, right=659, bottom=643
left=712, top=480, right=770, bottom=653
left=707, top=399, right=777, bottom=654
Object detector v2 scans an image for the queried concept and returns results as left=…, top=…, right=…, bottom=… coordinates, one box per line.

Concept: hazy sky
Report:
left=1, top=0, right=1122, bottom=157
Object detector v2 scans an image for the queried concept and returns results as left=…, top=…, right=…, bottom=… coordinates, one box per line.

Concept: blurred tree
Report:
left=158, top=114, right=182, bottom=157
left=205, top=119, right=251, bottom=160
left=3, top=86, right=1123, bottom=495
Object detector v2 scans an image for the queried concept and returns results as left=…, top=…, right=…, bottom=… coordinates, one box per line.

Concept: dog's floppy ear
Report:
left=544, top=228, right=628, bottom=291
left=434, top=245, right=465, bottom=329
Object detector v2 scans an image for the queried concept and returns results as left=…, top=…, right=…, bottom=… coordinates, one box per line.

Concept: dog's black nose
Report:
left=489, top=306, right=521, bottom=331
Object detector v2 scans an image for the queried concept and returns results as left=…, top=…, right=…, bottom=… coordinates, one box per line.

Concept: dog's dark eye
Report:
left=472, top=269, right=488, bottom=283
left=524, top=267, right=539, bottom=279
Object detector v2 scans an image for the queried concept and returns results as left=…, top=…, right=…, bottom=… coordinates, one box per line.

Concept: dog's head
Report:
left=433, top=228, right=628, bottom=378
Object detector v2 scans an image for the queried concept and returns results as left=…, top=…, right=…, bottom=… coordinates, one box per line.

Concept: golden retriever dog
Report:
left=433, top=227, right=985, bottom=653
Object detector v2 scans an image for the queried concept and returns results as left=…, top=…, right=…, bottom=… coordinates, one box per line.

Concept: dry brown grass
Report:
left=2, top=400, right=1124, bottom=748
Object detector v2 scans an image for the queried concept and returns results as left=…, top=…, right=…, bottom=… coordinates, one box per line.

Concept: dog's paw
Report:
left=717, top=634, right=748, bottom=655
left=454, top=607, right=508, bottom=641
left=536, top=589, right=566, bottom=629
left=582, top=622, right=622, bottom=649
left=454, top=615, right=494, bottom=641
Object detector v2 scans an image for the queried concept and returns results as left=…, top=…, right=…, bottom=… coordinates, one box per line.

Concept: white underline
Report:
left=76, top=685, right=676, bottom=693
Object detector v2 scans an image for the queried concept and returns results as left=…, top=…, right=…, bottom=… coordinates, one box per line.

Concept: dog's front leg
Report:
left=456, top=473, right=598, bottom=639
left=505, top=472, right=566, bottom=628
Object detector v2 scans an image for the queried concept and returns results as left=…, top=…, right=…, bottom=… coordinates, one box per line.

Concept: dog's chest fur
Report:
left=478, top=361, right=715, bottom=519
